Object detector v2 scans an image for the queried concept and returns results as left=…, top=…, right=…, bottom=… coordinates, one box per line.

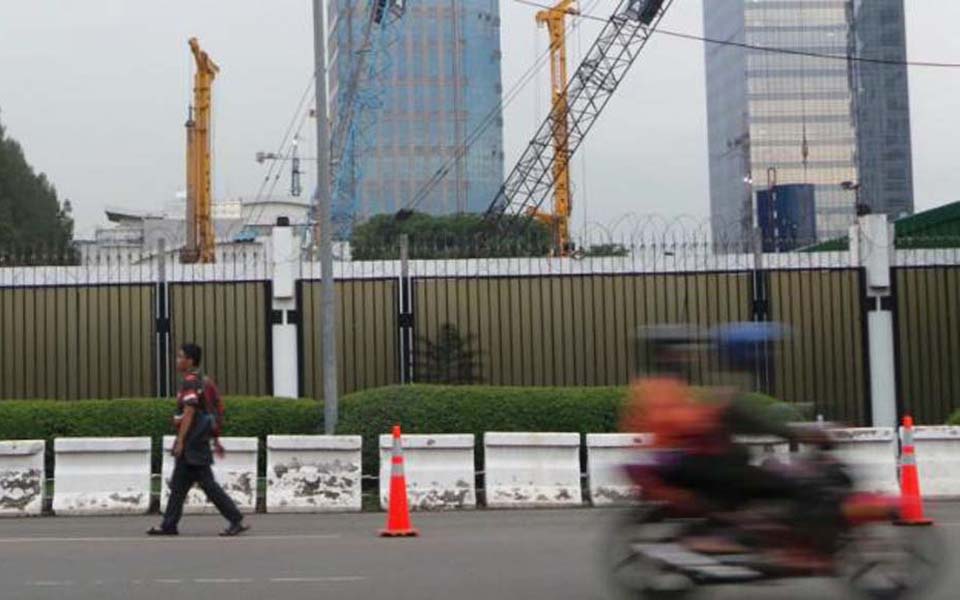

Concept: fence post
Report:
left=751, top=226, right=772, bottom=392
left=270, top=218, right=300, bottom=398
left=398, top=234, right=414, bottom=383
left=856, top=214, right=897, bottom=427
left=155, top=238, right=170, bottom=397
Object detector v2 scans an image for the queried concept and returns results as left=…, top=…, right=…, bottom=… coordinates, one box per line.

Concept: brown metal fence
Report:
left=412, top=272, right=753, bottom=387
left=299, top=279, right=400, bottom=398
left=167, top=282, right=272, bottom=397
left=0, top=285, right=155, bottom=399
left=409, top=267, right=868, bottom=422
left=894, top=266, right=960, bottom=424
left=9, top=243, right=958, bottom=428
left=767, top=269, right=868, bottom=424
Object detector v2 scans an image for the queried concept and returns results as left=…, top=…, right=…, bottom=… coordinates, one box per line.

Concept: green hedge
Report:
left=0, top=397, right=321, bottom=440
left=0, top=397, right=321, bottom=474
left=947, top=410, right=960, bottom=426
left=0, top=387, right=626, bottom=476
left=0, top=386, right=801, bottom=477
left=338, top=385, right=627, bottom=474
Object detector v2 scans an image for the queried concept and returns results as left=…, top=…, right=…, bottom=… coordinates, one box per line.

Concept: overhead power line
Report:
left=245, top=75, right=316, bottom=232
left=514, top=0, right=960, bottom=69
left=402, top=0, right=960, bottom=220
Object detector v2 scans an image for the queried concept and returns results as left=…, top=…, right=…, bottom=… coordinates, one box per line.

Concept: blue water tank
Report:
left=756, top=184, right=817, bottom=252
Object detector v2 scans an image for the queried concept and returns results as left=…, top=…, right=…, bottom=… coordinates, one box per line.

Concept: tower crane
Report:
left=528, top=0, right=578, bottom=255
left=485, top=0, right=673, bottom=255
left=182, top=37, right=219, bottom=264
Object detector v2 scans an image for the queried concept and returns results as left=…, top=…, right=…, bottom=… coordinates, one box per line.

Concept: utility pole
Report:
left=312, top=0, right=338, bottom=434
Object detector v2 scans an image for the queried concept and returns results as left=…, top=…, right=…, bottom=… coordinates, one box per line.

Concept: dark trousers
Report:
left=660, top=451, right=798, bottom=508
left=161, top=460, right=243, bottom=531
left=660, top=450, right=841, bottom=552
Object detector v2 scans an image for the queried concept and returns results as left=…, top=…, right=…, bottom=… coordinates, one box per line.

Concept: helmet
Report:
left=711, top=322, right=790, bottom=372
left=635, top=324, right=707, bottom=376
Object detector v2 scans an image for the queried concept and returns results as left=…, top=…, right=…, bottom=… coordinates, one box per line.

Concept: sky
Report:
left=0, top=0, right=958, bottom=239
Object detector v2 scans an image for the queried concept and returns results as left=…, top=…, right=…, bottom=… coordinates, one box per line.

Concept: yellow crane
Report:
left=529, top=0, right=578, bottom=255
left=182, top=37, right=219, bottom=264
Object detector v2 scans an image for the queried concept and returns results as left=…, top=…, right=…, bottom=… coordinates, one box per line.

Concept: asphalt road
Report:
left=1, top=506, right=958, bottom=600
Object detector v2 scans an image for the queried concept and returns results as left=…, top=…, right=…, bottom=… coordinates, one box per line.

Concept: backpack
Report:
left=202, top=376, right=226, bottom=437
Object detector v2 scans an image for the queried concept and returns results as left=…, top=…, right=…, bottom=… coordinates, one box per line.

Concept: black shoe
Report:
left=147, top=527, right=178, bottom=536
left=220, top=522, right=250, bottom=537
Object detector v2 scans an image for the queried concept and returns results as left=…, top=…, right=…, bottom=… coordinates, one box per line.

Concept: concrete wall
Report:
left=822, top=428, right=899, bottom=494
left=484, top=432, right=582, bottom=508
left=379, top=434, right=476, bottom=511
left=161, top=437, right=258, bottom=514
left=0, top=440, right=45, bottom=517
left=586, top=433, right=650, bottom=506
left=53, top=438, right=151, bottom=516
left=267, top=435, right=362, bottom=513
left=912, top=427, right=960, bottom=499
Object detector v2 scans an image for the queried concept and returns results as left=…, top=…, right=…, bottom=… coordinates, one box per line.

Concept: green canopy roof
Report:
left=802, top=201, right=960, bottom=252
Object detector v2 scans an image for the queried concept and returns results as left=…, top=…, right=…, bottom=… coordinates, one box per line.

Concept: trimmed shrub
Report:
left=0, top=397, right=321, bottom=474
left=947, top=410, right=960, bottom=426
left=738, top=392, right=807, bottom=424
left=0, top=386, right=804, bottom=478
left=338, top=385, right=628, bottom=474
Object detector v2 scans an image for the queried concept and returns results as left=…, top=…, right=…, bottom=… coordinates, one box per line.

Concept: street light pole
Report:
left=842, top=180, right=865, bottom=216
left=312, top=0, right=338, bottom=434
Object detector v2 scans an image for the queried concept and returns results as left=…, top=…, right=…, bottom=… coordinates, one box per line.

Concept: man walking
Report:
left=148, top=343, right=249, bottom=537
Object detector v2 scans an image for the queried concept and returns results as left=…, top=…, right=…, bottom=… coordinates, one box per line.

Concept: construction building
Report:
left=703, top=0, right=914, bottom=244
left=328, top=0, right=505, bottom=222
left=76, top=197, right=313, bottom=265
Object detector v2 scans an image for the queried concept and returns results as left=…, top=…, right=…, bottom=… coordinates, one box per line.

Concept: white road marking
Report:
left=269, top=576, right=366, bottom=583
left=25, top=576, right=366, bottom=588
left=0, top=533, right=342, bottom=544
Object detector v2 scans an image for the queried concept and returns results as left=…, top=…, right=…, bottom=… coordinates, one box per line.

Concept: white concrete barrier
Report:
left=267, top=435, right=362, bottom=513
left=484, top=432, right=581, bottom=508
left=586, top=434, right=651, bottom=506
left=911, top=427, right=960, bottom=499
left=161, top=437, right=258, bottom=514
left=379, top=434, right=476, bottom=510
left=0, top=440, right=45, bottom=517
left=54, top=438, right=152, bottom=515
left=737, top=435, right=791, bottom=467
left=825, top=428, right=898, bottom=494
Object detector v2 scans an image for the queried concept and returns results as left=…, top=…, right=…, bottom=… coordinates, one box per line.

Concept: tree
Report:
left=0, top=110, right=75, bottom=258
left=416, top=323, right=481, bottom=385
left=350, top=211, right=551, bottom=260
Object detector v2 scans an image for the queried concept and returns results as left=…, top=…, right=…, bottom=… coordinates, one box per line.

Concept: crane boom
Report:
left=183, top=37, right=219, bottom=264
left=485, top=0, right=673, bottom=251
left=330, top=1, right=402, bottom=174
left=529, top=0, right=578, bottom=254
left=328, top=0, right=406, bottom=241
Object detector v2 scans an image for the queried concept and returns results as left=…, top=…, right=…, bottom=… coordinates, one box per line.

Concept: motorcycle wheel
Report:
left=837, top=524, right=945, bottom=600
left=600, top=505, right=699, bottom=600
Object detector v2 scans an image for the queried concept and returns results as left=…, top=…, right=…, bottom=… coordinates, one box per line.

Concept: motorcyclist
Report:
left=622, top=323, right=834, bottom=570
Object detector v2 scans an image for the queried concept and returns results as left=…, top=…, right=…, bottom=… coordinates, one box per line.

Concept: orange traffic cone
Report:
left=896, top=415, right=933, bottom=526
left=380, top=425, right=418, bottom=537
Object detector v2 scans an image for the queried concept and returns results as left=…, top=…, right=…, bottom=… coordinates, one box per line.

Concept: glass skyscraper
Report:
left=852, top=0, right=914, bottom=221
left=703, top=0, right=914, bottom=243
left=329, top=0, right=505, bottom=223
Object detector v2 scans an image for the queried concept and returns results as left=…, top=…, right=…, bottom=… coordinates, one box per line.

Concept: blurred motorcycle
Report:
left=602, top=442, right=944, bottom=600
